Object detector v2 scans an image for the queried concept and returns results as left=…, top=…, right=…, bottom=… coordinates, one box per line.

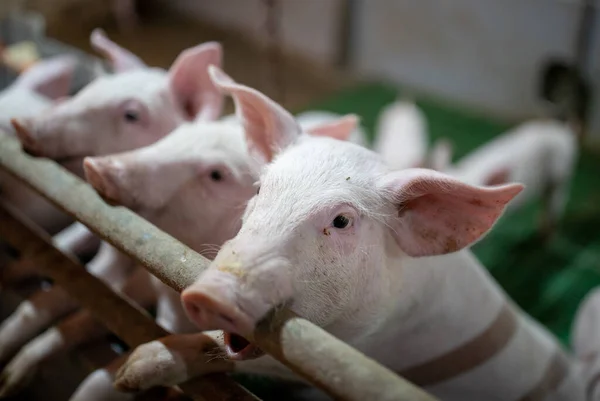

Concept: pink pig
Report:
left=0, top=109, right=358, bottom=399
left=428, top=120, right=577, bottom=234
left=114, top=67, right=585, bottom=401
left=0, top=56, right=78, bottom=234
left=373, top=98, right=429, bottom=170
left=0, top=31, right=226, bottom=397
left=13, top=28, right=223, bottom=163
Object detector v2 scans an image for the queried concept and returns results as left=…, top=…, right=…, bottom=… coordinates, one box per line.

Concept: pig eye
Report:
left=124, top=110, right=139, bottom=123
left=210, top=170, right=223, bottom=182
left=332, top=214, right=351, bottom=229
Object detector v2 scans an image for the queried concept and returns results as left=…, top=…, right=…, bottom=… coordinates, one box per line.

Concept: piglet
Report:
left=12, top=28, right=223, bottom=163
left=115, top=67, right=585, bottom=400
left=68, top=110, right=360, bottom=400
left=0, top=56, right=78, bottom=234
left=0, top=24, right=223, bottom=338
left=372, top=98, right=428, bottom=170
left=429, top=120, right=577, bottom=234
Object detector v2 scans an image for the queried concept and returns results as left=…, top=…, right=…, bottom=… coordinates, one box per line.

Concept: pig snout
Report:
left=182, top=270, right=257, bottom=335
left=181, top=247, right=294, bottom=359
left=83, top=157, right=123, bottom=206
left=11, top=118, right=42, bottom=156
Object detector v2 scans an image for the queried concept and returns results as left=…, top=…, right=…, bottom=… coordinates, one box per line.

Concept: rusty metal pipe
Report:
left=0, top=134, right=437, bottom=401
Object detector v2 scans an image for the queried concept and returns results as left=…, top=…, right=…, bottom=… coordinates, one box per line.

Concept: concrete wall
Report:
left=163, top=0, right=344, bottom=65
left=353, top=0, right=581, bottom=121
left=163, top=0, right=599, bottom=141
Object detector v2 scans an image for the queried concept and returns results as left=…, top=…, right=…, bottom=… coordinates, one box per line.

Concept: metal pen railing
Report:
left=0, top=133, right=437, bottom=401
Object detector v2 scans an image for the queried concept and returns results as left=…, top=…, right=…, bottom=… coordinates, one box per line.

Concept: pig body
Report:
left=0, top=56, right=78, bottom=234
left=0, top=31, right=225, bottom=397
left=372, top=99, right=428, bottom=170
left=438, top=120, right=577, bottom=230
left=115, top=69, right=586, bottom=400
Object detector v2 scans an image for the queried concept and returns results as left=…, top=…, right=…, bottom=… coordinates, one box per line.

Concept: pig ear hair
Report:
left=483, top=167, right=511, bottom=187
left=90, top=28, right=146, bottom=73
left=426, top=138, right=453, bottom=171
left=169, top=42, right=224, bottom=122
left=208, top=65, right=301, bottom=163
left=305, top=114, right=359, bottom=141
left=379, top=168, right=523, bottom=257
left=15, top=55, right=77, bottom=100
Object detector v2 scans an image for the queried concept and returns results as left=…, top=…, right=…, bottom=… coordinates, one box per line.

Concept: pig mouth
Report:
left=223, top=332, right=265, bottom=360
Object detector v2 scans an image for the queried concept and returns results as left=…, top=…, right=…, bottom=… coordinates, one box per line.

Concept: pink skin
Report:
left=0, top=267, right=156, bottom=396
left=432, top=120, right=577, bottom=234
left=0, top=56, right=78, bottom=234
left=105, top=70, right=583, bottom=399
left=178, top=66, right=524, bottom=359
left=81, top=106, right=360, bottom=357
left=373, top=98, right=429, bottom=170
left=12, top=29, right=224, bottom=167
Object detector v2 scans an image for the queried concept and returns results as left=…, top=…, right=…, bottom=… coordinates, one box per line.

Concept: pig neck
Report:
left=345, top=249, right=514, bottom=371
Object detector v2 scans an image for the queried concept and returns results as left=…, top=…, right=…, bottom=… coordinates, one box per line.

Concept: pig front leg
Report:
left=53, top=222, right=101, bottom=260
left=0, top=268, right=156, bottom=397
left=71, top=354, right=189, bottom=401
left=0, top=310, right=106, bottom=397
left=0, top=287, right=78, bottom=364
left=70, top=354, right=134, bottom=401
left=114, top=331, right=234, bottom=392
left=0, top=223, right=100, bottom=288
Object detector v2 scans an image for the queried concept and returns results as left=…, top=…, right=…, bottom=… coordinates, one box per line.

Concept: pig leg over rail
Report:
left=0, top=286, right=77, bottom=364
left=115, top=331, right=233, bottom=392
left=0, top=267, right=158, bottom=396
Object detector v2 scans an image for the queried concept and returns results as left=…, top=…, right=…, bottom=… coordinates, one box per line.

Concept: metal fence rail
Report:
left=0, top=202, right=257, bottom=401
left=0, top=133, right=438, bottom=401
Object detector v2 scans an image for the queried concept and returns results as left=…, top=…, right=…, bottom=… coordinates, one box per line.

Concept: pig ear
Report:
left=15, top=55, right=76, bottom=100
left=90, top=28, right=146, bottom=73
left=379, top=169, right=523, bottom=257
left=168, top=42, right=224, bottom=122
left=305, top=114, right=358, bottom=141
left=427, top=138, right=453, bottom=171
left=483, top=167, right=511, bottom=186
left=208, top=65, right=300, bottom=163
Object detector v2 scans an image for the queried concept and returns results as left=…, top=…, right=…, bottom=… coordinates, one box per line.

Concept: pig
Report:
left=13, top=28, right=223, bottom=163
left=0, top=30, right=226, bottom=396
left=372, top=98, right=429, bottom=170
left=0, top=55, right=78, bottom=234
left=427, top=120, right=577, bottom=234
left=0, top=111, right=359, bottom=398
left=113, top=67, right=586, bottom=401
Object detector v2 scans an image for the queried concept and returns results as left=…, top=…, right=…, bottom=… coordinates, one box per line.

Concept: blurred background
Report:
left=1, top=1, right=599, bottom=400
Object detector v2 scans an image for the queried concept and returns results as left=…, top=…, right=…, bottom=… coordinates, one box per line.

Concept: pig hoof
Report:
left=114, top=341, right=185, bottom=391
left=0, top=359, right=36, bottom=398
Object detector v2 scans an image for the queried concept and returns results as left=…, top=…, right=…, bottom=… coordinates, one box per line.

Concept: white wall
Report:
left=353, top=0, right=581, bottom=121
left=164, top=0, right=344, bottom=65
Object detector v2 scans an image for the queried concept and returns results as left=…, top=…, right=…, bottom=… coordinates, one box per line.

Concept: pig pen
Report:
left=1, top=6, right=600, bottom=401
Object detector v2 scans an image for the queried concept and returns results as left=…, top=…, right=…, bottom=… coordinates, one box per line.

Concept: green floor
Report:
left=299, top=82, right=600, bottom=347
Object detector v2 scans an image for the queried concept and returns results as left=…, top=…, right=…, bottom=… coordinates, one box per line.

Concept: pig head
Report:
left=177, top=66, right=523, bottom=360
left=0, top=55, right=77, bottom=133
left=12, top=29, right=224, bottom=168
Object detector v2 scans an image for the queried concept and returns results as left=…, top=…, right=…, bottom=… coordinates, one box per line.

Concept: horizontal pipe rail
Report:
left=0, top=201, right=259, bottom=401
left=0, top=134, right=437, bottom=401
